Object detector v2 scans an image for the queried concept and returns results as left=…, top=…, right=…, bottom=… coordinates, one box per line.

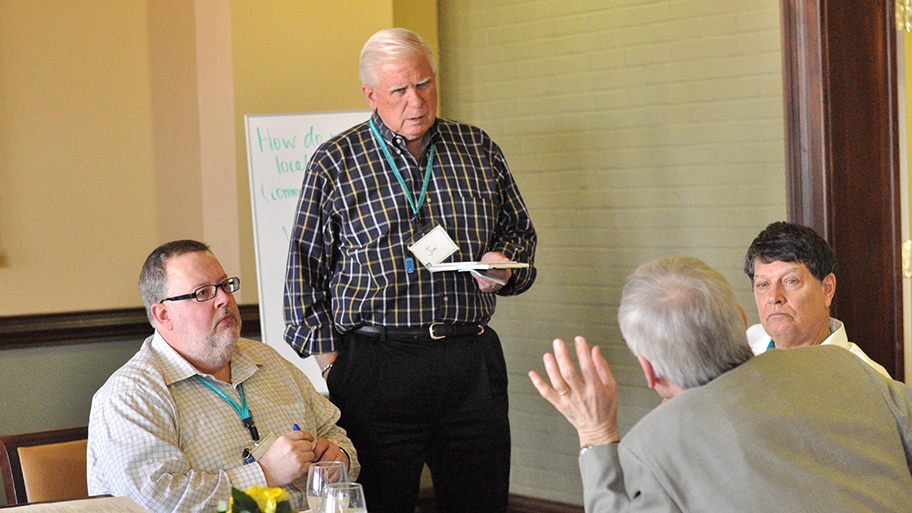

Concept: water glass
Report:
left=322, top=482, right=368, bottom=513
left=306, top=461, right=349, bottom=512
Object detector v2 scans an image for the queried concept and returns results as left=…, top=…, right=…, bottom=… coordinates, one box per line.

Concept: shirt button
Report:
left=443, top=296, right=449, bottom=302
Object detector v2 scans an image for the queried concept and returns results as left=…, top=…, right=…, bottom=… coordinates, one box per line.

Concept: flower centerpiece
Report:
left=218, top=485, right=292, bottom=513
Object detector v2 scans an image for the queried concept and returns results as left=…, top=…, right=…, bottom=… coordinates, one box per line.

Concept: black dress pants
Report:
left=326, top=327, right=510, bottom=513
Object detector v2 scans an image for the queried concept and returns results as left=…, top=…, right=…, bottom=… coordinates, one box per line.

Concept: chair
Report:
left=0, top=426, right=89, bottom=505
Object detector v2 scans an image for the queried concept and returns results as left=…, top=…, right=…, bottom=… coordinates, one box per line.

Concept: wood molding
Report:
left=0, top=305, right=261, bottom=350
left=780, top=0, right=829, bottom=231
left=781, top=0, right=904, bottom=379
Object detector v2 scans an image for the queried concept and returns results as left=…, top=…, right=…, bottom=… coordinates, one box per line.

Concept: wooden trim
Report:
left=781, top=0, right=904, bottom=379
left=781, top=0, right=828, bottom=230
left=0, top=305, right=261, bottom=350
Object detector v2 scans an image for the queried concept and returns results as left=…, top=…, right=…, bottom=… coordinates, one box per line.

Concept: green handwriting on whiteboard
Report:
left=256, top=125, right=327, bottom=153
left=256, top=127, right=296, bottom=152
left=275, top=154, right=308, bottom=175
left=261, top=180, right=301, bottom=203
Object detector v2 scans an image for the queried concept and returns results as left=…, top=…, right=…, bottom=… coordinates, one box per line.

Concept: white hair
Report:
left=359, top=28, right=437, bottom=87
left=618, top=256, right=753, bottom=389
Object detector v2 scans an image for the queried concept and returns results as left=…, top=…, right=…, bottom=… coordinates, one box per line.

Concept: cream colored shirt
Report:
left=747, top=317, right=890, bottom=378
left=87, top=332, right=358, bottom=513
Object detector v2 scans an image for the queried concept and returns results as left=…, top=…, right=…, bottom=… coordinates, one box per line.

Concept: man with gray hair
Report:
left=88, top=240, right=358, bottom=513
left=284, top=28, right=536, bottom=513
left=530, top=256, right=912, bottom=512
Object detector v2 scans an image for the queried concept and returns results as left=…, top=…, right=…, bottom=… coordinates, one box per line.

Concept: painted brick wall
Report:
left=438, top=0, right=786, bottom=504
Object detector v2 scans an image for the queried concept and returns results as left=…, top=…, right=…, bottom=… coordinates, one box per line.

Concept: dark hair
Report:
left=139, top=240, right=211, bottom=325
left=743, top=222, right=836, bottom=283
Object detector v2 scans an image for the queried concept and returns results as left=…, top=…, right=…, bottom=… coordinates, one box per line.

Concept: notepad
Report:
left=425, top=261, right=530, bottom=272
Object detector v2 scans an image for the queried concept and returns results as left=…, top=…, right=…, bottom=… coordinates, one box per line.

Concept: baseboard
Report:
left=508, top=494, right=584, bottom=513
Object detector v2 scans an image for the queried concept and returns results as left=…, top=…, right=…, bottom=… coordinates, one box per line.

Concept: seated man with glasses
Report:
left=87, top=240, right=358, bottom=513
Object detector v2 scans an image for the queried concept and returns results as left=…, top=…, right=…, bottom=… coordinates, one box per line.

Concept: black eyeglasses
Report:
left=160, top=277, right=241, bottom=303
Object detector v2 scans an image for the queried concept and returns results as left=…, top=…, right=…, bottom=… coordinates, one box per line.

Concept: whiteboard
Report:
left=245, top=110, right=372, bottom=394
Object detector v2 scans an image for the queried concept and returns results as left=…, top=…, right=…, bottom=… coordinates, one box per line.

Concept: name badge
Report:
left=408, top=225, right=458, bottom=266
left=249, top=432, right=277, bottom=461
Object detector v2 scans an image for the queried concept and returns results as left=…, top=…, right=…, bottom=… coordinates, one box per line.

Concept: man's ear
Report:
left=362, top=85, right=378, bottom=110
left=150, top=302, right=174, bottom=332
left=822, top=272, right=836, bottom=307
left=636, top=354, right=659, bottom=389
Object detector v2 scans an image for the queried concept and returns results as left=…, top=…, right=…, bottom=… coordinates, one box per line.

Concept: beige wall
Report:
left=0, top=0, right=435, bottom=315
left=438, top=1, right=786, bottom=504
left=0, top=1, right=158, bottom=314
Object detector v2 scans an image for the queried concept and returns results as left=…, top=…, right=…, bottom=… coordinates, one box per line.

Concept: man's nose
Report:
left=767, top=283, right=784, bottom=303
left=405, top=88, right=423, bottom=106
left=212, top=285, right=232, bottom=308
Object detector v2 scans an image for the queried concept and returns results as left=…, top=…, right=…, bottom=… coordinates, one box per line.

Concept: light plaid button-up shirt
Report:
left=87, top=332, right=358, bottom=513
left=284, top=112, right=537, bottom=356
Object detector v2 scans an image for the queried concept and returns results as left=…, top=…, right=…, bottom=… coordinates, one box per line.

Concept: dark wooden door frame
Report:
left=781, top=0, right=904, bottom=379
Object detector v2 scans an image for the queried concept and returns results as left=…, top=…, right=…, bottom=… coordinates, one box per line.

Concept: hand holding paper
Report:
left=471, top=252, right=514, bottom=292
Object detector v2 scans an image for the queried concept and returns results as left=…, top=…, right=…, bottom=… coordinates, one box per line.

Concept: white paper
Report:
left=424, top=261, right=530, bottom=272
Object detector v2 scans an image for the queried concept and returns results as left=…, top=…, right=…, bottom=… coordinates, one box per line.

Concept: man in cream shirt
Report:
left=743, top=221, right=889, bottom=377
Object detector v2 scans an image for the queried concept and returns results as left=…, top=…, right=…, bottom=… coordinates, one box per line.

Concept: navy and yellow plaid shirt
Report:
left=283, top=112, right=537, bottom=356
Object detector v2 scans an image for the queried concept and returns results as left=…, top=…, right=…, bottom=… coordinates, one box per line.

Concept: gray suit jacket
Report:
left=580, top=346, right=912, bottom=512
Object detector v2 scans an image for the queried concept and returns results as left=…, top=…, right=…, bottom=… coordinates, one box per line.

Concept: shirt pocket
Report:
left=437, top=194, right=496, bottom=258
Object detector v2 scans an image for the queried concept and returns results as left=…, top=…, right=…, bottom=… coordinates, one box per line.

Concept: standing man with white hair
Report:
left=284, top=28, right=537, bottom=513
left=529, top=257, right=912, bottom=512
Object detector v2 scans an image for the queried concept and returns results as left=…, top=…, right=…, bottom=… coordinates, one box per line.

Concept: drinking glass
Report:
left=305, top=461, right=349, bottom=512
left=321, top=482, right=368, bottom=513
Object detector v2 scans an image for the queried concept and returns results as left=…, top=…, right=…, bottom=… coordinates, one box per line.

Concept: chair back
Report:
left=0, top=426, right=89, bottom=505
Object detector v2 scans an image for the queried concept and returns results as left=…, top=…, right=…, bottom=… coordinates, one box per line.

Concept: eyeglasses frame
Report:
left=159, top=277, right=241, bottom=303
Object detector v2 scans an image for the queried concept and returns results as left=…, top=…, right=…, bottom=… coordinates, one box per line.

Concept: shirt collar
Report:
left=150, top=330, right=264, bottom=386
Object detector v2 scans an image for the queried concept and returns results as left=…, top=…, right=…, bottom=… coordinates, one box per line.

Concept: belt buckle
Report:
left=429, top=322, right=446, bottom=340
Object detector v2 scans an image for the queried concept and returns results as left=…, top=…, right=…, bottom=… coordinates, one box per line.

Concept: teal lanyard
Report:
left=195, top=375, right=259, bottom=441
left=369, top=117, right=435, bottom=216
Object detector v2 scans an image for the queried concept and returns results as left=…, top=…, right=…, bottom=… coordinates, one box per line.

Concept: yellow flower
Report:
left=243, top=485, right=289, bottom=513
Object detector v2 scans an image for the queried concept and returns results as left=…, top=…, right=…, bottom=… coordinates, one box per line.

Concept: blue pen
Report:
left=293, top=423, right=300, bottom=431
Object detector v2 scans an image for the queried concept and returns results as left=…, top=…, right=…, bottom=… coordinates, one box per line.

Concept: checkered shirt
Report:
left=284, top=112, right=537, bottom=356
left=87, top=332, right=358, bottom=513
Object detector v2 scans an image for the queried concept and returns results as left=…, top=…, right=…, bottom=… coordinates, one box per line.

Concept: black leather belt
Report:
left=353, top=322, right=486, bottom=340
